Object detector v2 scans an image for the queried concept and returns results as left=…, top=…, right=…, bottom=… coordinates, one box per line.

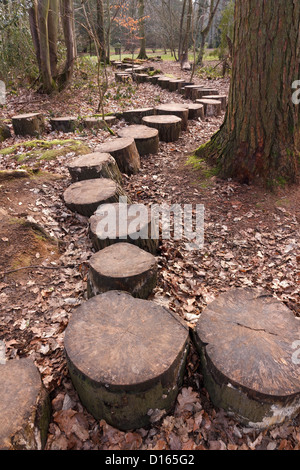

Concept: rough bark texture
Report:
left=196, top=1, right=300, bottom=186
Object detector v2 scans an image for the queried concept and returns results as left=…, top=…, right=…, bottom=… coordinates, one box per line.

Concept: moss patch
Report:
left=0, top=139, right=90, bottom=164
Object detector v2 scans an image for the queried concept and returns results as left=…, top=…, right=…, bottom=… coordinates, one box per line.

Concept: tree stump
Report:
left=202, top=95, right=227, bottom=111
left=115, top=73, right=132, bottom=83
left=156, top=103, right=189, bottom=131
left=64, top=290, right=189, bottom=430
left=0, top=121, right=11, bottom=142
left=122, top=108, right=156, bottom=125
left=157, top=77, right=171, bottom=89
left=142, top=115, right=182, bottom=142
left=83, top=116, right=117, bottom=130
left=96, top=137, right=141, bottom=175
left=67, top=152, right=123, bottom=185
left=12, top=113, right=45, bottom=137
left=185, top=103, right=205, bottom=120
left=184, top=85, right=204, bottom=100
left=89, top=202, right=159, bottom=254
left=196, top=99, right=222, bottom=117
left=63, top=178, right=128, bottom=217
left=193, top=288, right=300, bottom=429
left=50, top=116, right=78, bottom=133
left=0, top=358, right=50, bottom=450
left=168, top=79, right=185, bottom=92
left=149, top=75, right=163, bottom=85
left=135, top=74, right=149, bottom=84
left=179, top=82, right=194, bottom=95
left=87, top=242, right=157, bottom=299
left=193, top=88, right=219, bottom=100
left=117, top=125, right=159, bottom=156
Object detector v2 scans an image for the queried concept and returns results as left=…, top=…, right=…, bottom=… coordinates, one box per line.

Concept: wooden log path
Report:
left=4, top=61, right=299, bottom=444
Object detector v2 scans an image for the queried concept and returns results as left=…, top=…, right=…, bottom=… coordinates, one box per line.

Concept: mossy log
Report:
left=87, top=242, right=157, bottom=299
left=156, top=103, right=189, bottom=131
left=63, top=178, right=129, bottom=217
left=193, top=287, right=300, bottom=429
left=117, top=125, right=159, bottom=156
left=12, top=113, right=45, bottom=137
left=67, top=152, right=123, bottom=184
left=50, top=116, right=78, bottom=133
left=196, top=99, right=222, bottom=117
left=64, top=291, right=189, bottom=430
left=122, top=108, right=156, bottom=125
left=96, top=137, right=141, bottom=175
left=0, top=358, right=51, bottom=450
left=142, top=115, right=182, bottom=142
left=89, top=202, right=159, bottom=254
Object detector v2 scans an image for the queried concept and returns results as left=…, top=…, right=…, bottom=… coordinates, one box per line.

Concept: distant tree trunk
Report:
left=97, top=0, right=107, bottom=62
left=180, top=0, right=193, bottom=70
left=178, top=0, right=187, bottom=62
left=195, top=0, right=300, bottom=187
left=48, top=0, right=59, bottom=77
left=59, top=0, right=77, bottom=89
left=197, top=0, right=221, bottom=66
left=37, top=0, right=55, bottom=93
left=29, top=0, right=41, bottom=70
left=137, top=0, right=148, bottom=60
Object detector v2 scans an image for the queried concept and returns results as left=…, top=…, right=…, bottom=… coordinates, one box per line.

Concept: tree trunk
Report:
left=195, top=0, right=300, bottom=187
left=37, top=0, right=55, bottom=93
left=58, top=0, right=76, bottom=89
left=28, top=0, right=41, bottom=70
left=197, top=0, right=221, bottom=66
left=48, top=0, right=59, bottom=77
left=137, top=0, right=148, bottom=60
left=97, top=0, right=107, bottom=62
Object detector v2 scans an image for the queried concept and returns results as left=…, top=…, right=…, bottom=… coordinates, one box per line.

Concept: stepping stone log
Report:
left=67, top=152, right=123, bottom=185
left=196, top=99, right=222, bottom=117
left=156, top=103, right=189, bottom=131
left=50, top=116, right=78, bottom=133
left=194, top=88, right=219, bottom=100
left=117, top=125, right=159, bottom=156
left=142, top=115, right=182, bottom=142
left=87, top=242, right=157, bottom=299
left=12, top=113, right=45, bottom=137
left=83, top=116, right=117, bottom=130
left=202, top=95, right=227, bottom=111
left=122, top=108, right=156, bottom=125
left=168, top=79, right=185, bottom=92
left=157, top=77, right=171, bottom=89
left=184, top=85, right=204, bottom=100
left=0, top=358, right=50, bottom=450
left=64, top=290, right=190, bottom=430
left=63, top=178, right=129, bottom=217
left=193, top=287, right=300, bottom=429
left=96, top=137, right=140, bottom=175
left=89, top=202, right=159, bottom=254
left=185, top=103, right=205, bottom=120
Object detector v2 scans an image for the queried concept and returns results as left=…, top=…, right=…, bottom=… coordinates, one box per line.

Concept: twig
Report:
left=0, top=265, right=62, bottom=277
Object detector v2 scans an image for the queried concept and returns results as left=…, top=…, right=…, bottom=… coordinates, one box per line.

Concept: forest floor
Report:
left=0, top=59, right=299, bottom=451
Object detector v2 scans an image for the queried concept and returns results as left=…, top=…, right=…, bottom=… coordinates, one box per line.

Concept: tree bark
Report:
left=37, top=0, right=55, bottom=93
left=96, top=0, right=107, bottom=62
left=137, top=0, right=148, bottom=60
left=195, top=0, right=300, bottom=186
left=48, top=0, right=59, bottom=77
left=58, top=0, right=76, bottom=89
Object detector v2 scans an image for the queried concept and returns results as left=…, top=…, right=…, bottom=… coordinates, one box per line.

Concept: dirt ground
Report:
left=0, top=60, right=299, bottom=450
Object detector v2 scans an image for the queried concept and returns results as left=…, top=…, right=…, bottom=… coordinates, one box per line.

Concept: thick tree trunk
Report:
left=58, top=0, right=76, bottom=89
left=37, top=0, right=55, bottom=93
left=97, top=0, right=107, bottom=62
left=195, top=1, right=300, bottom=186
left=48, top=0, right=59, bottom=77
left=28, top=0, right=41, bottom=70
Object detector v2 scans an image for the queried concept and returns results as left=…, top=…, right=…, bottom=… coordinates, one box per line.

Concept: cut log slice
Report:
left=89, top=202, right=159, bottom=254
left=196, top=99, right=222, bottom=117
left=193, top=288, right=300, bottom=429
left=122, top=108, right=156, bottom=125
left=168, top=79, right=186, bottom=92
left=185, top=103, right=205, bottom=120
left=87, top=242, right=157, bottom=299
left=142, top=115, right=182, bottom=142
left=67, top=152, right=123, bottom=184
left=64, top=290, right=189, bottom=430
left=202, top=95, right=227, bottom=111
left=63, top=178, right=128, bottom=217
left=193, top=88, right=219, bottom=100
left=157, top=77, right=171, bottom=89
left=156, top=103, right=189, bottom=131
left=50, top=116, right=78, bottom=133
left=0, top=358, right=50, bottom=450
left=83, top=116, right=117, bottom=130
left=12, top=113, right=45, bottom=137
left=117, top=125, right=159, bottom=156
left=96, top=137, right=141, bottom=175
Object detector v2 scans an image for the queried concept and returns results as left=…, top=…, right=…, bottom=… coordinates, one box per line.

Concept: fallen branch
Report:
left=0, top=264, right=62, bottom=277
